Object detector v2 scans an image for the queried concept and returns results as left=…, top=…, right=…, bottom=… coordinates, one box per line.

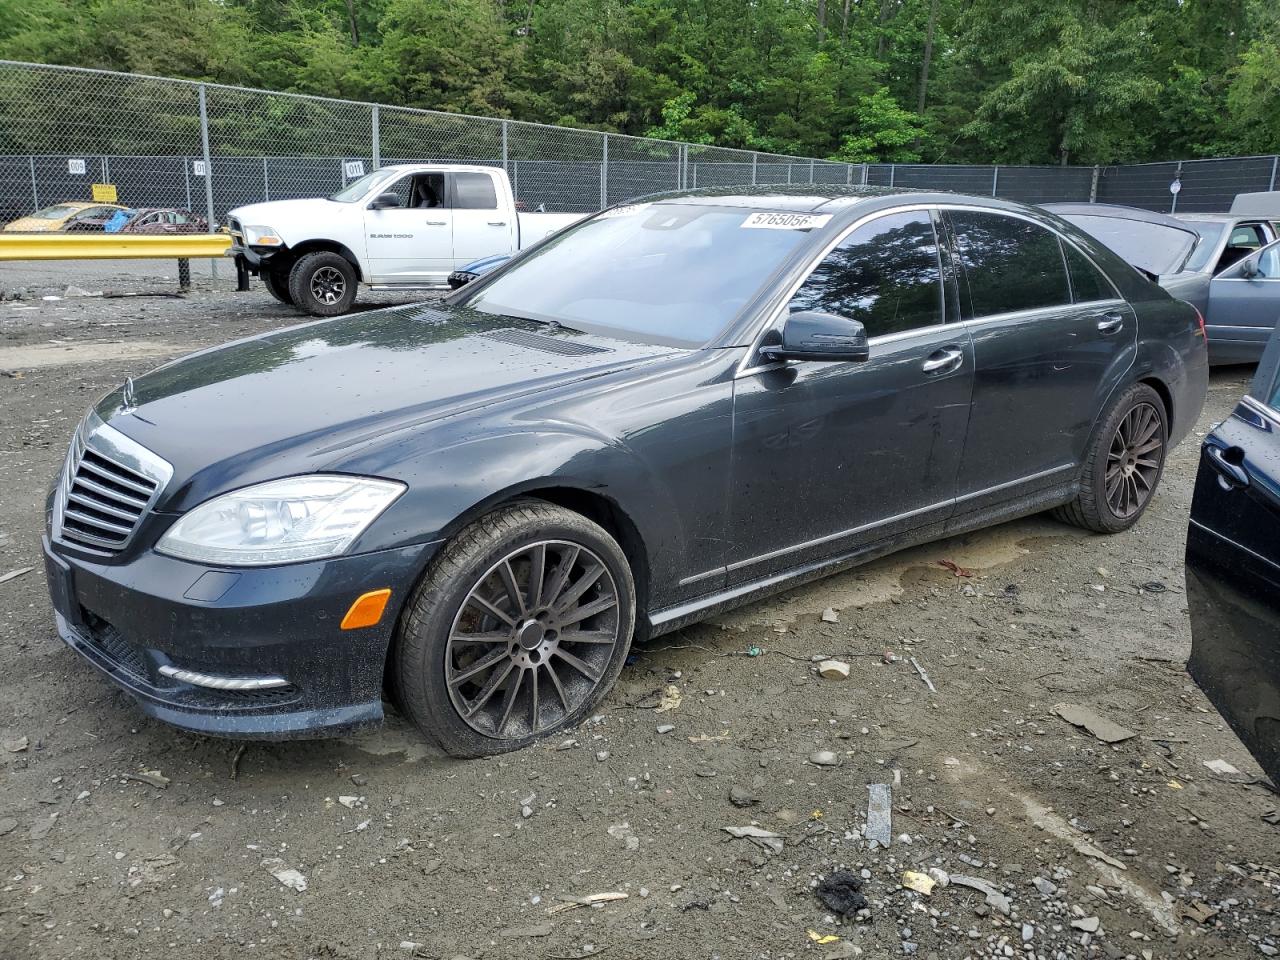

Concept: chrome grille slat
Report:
left=66, top=490, right=143, bottom=523
left=63, top=507, right=134, bottom=536
left=76, top=455, right=156, bottom=497
left=54, top=412, right=172, bottom=555
left=71, top=474, right=149, bottom=509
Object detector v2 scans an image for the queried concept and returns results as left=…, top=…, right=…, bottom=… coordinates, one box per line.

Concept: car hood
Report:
left=95, top=302, right=680, bottom=509
left=1043, top=203, right=1199, bottom=277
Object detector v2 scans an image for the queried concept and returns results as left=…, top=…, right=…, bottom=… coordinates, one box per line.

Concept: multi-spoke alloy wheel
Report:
left=1105, top=401, right=1162, bottom=519
left=446, top=541, right=621, bottom=739
left=288, top=251, right=357, bottom=316
left=1053, top=382, right=1167, bottom=533
left=310, top=266, right=346, bottom=305
left=395, top=502, right=635, bottom=757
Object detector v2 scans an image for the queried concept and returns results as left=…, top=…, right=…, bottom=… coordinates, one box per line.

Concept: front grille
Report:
left=55, top=415, right=170, bottom=555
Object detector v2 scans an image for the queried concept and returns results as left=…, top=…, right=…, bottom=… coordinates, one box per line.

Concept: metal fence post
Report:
left=262, top=157, right=270, bottom=201
left=991, top=165, right=999, bottom=197
left=371, top=105, right=380, bottom=169
left=786, top=163, right=792, bottom=184
left=861, top=164, right=869, bottom=185
left=1270, top=156, right=1278, bottom=191
left=846, top=164, right=853, bottom=185
left=184, top=157, right=191, bottom=211
left=888, top=164, right=895, bottom=188
left=28, top=156, right=38, bottom=210
left=1170, top=159, right=1183, bottom=214
left=1090, top=166, right=1099, bottom=203
left=197, top=83, right=217, bottom=279
left=501, top=120, right=509, bottom=177
left=809, top=158, right=815, bottom=184
left=600, top=133, right=608, bottom=209
left=751, top=153, right=758, bottom=185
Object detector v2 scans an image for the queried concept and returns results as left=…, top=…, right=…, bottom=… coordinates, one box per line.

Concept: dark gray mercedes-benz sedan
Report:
left=43, top=186, right=1208, bottom=755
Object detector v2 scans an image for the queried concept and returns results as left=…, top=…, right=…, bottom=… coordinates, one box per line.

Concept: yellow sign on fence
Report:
left=91, top=183, right=118, bottom=203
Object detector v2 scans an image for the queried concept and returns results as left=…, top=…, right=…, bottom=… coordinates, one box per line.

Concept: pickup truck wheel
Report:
left=394, top=502, right=636, bottom=757
left=261, top=269, right=293, bottom=305
left=1053, top=383, right=1167, bottom=533
left=288, top=251, right=357, bottom=316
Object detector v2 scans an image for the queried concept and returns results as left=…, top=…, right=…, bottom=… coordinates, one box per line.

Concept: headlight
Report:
left=156, top=475, right=405, bottom=566
left=242, top=224, right=283, bottom=246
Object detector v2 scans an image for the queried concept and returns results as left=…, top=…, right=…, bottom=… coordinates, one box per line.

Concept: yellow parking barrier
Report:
left=0, top=232, right=232, bottom=261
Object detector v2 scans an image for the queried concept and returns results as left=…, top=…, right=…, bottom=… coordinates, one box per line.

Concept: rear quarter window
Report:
left=1062, top=242, right=1116, bottom=303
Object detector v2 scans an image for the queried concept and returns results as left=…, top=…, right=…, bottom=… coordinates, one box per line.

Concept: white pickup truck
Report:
left=227, top=164, right=582, bottom=316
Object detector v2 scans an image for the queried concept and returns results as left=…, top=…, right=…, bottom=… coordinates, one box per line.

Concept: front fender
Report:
left=341, top=426, right=689, bottom=601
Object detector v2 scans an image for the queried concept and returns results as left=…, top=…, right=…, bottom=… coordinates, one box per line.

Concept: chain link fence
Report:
left=1, top=60, right=1278, bottom=230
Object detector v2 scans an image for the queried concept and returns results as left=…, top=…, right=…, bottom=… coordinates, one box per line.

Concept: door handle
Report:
left=487, top=220, right=507, bottom=226
left=424, top=220, right=447, bottom=226
left=1097, top=311, right=1125, bottom=334
left=1206, top=444, right=1250, bottom=489
left=922, top=346, right=964, bottom=374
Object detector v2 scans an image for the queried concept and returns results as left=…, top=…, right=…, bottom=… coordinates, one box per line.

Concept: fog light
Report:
left=341, top=588, right=392, bottom=630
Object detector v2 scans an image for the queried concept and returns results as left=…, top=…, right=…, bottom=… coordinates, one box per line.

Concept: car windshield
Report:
left=328, top=170, right=398, bottom=203
left=464, top=202, right=823, bottom=347
left=1181, top=221, right=1226, bottom=272
left=33, top=204, right=79, bottom=220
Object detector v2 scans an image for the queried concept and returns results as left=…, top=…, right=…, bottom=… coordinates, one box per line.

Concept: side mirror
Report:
left=760, top=310, right=870, bottom=363
left=368, top=192, right=402, bottom=210
left=1241, top=256, right=1259, bottom=279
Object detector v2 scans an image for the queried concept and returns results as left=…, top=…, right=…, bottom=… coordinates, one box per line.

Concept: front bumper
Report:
left=43, top=534, right=440, bottom=739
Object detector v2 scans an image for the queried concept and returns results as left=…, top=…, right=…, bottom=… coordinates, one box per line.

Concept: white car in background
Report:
left=228, top=164, right=582, bottom=315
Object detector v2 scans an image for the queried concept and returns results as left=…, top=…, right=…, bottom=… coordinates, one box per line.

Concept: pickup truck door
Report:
left=363, top=171, right=453, bottom=285
left=449, top=171, right=516, bottom=266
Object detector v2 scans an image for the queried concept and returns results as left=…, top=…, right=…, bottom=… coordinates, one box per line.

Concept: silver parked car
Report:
left=1049, top=197, right=1280, bottom=365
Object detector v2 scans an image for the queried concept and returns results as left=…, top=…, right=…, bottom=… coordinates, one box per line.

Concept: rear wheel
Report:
left=261, top=269, right=293, bottom=305
left=1053, top=382, right=1168, bottom=533
left=394, top=502, right=636, bottom=757
left=288, top=251, right=357, bottom=316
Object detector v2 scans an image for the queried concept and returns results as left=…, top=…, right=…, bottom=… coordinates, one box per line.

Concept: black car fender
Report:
left=345, top=424, right=687, bottom=607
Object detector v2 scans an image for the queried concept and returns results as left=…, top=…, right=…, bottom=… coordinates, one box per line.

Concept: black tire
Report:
left=288, top=251, right=357, bottom=316
left=1053, top=382, right=1168, bottom=533
left=394, top=501, right=636, bottom=758
left=261, top=269, right=293, bottom=305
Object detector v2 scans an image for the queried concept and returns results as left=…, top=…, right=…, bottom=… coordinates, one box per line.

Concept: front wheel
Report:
left=288, top=251, right=357, bottom=316
left=1053, top=383, right=1168, bottom=533
left=394, top=502, right=636, bottom=757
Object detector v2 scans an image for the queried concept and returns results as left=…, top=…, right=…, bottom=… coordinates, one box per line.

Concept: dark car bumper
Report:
left=43, top=534, right=440, bottom=739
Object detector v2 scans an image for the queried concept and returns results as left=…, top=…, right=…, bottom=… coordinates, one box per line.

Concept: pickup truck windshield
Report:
left=464, top=203, right=821, bottom=347
left=329, top=170, right=398, bottom=203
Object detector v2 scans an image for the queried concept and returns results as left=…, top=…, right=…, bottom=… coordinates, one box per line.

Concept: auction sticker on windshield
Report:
left=741, top=212, right=832, bottom=230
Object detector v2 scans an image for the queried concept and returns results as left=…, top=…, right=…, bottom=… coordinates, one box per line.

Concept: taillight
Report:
left=1192, top=305, right=1206, bottom=338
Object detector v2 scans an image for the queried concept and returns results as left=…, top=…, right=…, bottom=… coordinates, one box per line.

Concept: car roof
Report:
left=1175, top=213, right=1257, bottom=223
left=637, top=184, right=939, bottom=212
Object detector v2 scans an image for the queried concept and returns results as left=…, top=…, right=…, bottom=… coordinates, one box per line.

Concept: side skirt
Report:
left=644, top=480, right=1078, bottom=638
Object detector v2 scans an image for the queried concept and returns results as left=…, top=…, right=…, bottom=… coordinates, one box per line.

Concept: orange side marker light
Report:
left=341, top=588, right=392, bottom=630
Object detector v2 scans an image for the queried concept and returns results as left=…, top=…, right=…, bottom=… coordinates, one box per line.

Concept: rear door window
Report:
left=1062, top=242, right=1116, bottom=303
left=453, top=173, right=499, bottom=210
left=787, top=210, right=944, bottom=337
left=948, top=211, right=1072, bottom=317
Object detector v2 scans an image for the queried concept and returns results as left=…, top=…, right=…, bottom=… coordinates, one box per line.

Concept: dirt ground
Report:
left=1, top=262, right=1278, bottom=960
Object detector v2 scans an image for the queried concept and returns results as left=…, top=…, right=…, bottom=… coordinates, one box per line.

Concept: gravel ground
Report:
left=1, top=263, right=1278, bottom=960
